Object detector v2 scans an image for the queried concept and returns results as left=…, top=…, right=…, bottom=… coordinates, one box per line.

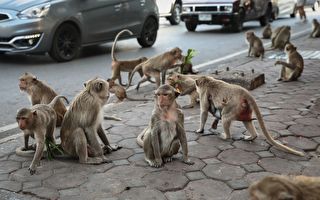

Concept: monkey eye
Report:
left=163, top=94, right=168, bottom=97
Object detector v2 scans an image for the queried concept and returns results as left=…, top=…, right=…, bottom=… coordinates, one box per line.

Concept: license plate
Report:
left=199, top=14, right=212, bottom=21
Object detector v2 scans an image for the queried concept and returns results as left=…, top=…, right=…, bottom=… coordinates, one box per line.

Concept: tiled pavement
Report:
left=0, top=34, right=320, bottom=200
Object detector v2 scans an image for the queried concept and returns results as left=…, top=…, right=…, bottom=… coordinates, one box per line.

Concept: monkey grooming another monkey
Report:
left=16, top=95, right=69, bottom=175
left=110, top=29, right=148, bottom=86
left=274, top=43, right=304, bottom=82
left=249, top=175, right=320, bottom=200
left=107, top=79, right=151, bottom=102
left=310, top=18, right=320, bottom=38
left=269, top=26, right=291, bottom=50
left=60, top=77, right=116, bottom=164
left=19, top=72, right=67, bottom=126
left=127, top=47, right=183, bottom=91
left=246, top=31, right=265, bottom=60
left=194, top=76, right=304, bottom=156
left=261, top=24, right=272, bottom=39
left=136, top=84, right=194, bottom=168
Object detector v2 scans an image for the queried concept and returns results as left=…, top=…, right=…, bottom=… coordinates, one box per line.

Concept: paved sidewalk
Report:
left=1, top=34, right=320, bottom=200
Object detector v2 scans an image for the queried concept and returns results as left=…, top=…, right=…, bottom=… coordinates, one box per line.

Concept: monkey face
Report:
left=284, top=43, right=296, bottom=54
left=246, top=31, right=254, bottom=40
left=85, top=78, right=110, bottom=104
left=16, top=108, right=34, bottom=130
left=171, top=47, right=183, bottom=61
left=19, top=72, right=37, bottom=91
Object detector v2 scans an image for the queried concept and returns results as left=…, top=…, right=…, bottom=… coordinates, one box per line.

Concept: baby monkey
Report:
left=136, top=84, right=194, bottom=167
left=310, top=18, right=320, bottom=38
left=16, top=96, right=68, bottom=175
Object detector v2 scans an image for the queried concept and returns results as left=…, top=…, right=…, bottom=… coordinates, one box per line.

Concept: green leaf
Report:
left=184, top=49, right=197, bottom=64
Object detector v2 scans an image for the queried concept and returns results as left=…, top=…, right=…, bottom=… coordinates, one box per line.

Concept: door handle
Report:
left=114, top=3, right=122, bottom=11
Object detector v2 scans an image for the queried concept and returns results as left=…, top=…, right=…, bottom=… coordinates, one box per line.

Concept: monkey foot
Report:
left=195, top=129, right=204, bottom=134
left=277, top=78, right=283, bottom=81
left=243, top=135, right=257, bottom=141
left=164, top=157, right=173, bottom=163
left=182, top=105, right=194, bottom=109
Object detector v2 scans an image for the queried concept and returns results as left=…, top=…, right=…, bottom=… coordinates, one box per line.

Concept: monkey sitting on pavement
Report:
left=60, top=77, right=119, bottom=164
left=136, top=84, right=194, bottom=168
left=269, top=26, right=291, bottom=50
left=127, top=47, right=183, bottom=91
left=249, top=175, right=320, bottom=200
left=261, top=24, right=272, bottom=39
left=15, top=96, right=69, bottom=175
left=106, top=79, right=151, bottom=102
left=110, top=29, right=149, bottom=86
left=194, top=76, right=304, bottom=156
left=19, top=72, right=67, bottom=127
left=245, top=31, right=264, bottom=60
left=274, top=43, right=304, bottom=82
left=310, top=18, right=320, bottom=38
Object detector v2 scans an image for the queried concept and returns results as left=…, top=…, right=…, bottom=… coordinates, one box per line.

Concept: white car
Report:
left=157, top=0, right=182, bottom=25
left=272, top=0, right=319, bottom=19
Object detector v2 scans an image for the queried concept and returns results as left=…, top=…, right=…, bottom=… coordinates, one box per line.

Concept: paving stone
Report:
left=8, top=154, right=31, bottom=162
left=269, top=147, right=309, bottom=161
left=185, top=131, right=199, bottom=142
left=113, top=159, right=130, bottom=166
left=0, top=180, right=22, bottom=192
left=106, top=148, right=134, bottom=161
left=10, top=167, right=53, bottom=182
left=165, top=190, right=187, bottom=200
left=118, top=138, right=140, bottom=149
left=107, top=134, right=124, bottom=144
left=0, top=189, right=39, bottom=200
left=43, top=172, right=88, bottom=190
left=226, top=179, right=249, bottom=190
left=233, top=140, right=270, bottom=152
left=218, top=149, right=259, bottom=165
left=188, top=144, right=220, bottom=159
left=197, top=135, right=232, bottom=149
left=59, top=187, right=80, bottom=197
left=245, top=172, right=277, bottom=184
left=108, top=125, right=139, bottom=138
left=133, top=148, right=144, bottom=153
left=142, top=171, right=189, bottom=192
left=278, top=129, right=294, bottom=137
left=242, top=163, right=264, bottom=173
left=0, top=140, right=22, bottom=158
left=164, top=157, right=205, bottom=172
left=185, top=171, right=206, bottom=181
left=227, top=189, right=249, bottom=200
left=301, top=160, right=320, bottom=176
left=202, top=163, right=246, bottom=181
left=279, top=136, right=318, bottom=151
left=103, top=165, right=149, bottom=185
left=23, top=187, right=59, bottom=200
left=255, top=151, right=274, bottom=158
left=313, top=137, right=320, bottom=144
left=183, top=179, right=232, bottom=200
left=258, top=157, right=303, bottom=175
left=0, top=174, right=8, bottom=181
left=0, top=160, right=21, bottom=174
left=118, top=187, right=166, bottom=200
left=23, top=181, right=42, bottom=190
left=289, top=124, right=320, bottom=138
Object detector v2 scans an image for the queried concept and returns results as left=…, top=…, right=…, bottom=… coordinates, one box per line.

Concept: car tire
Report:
left=185, top=21, right=197, bottom=31
left=49, top=23, right=81, bottom=62
left=259, top=5, right=272, bottom=27
left=231, top=8, right=244, bottom=32
left=168, top=3, right=181, bottom=25
left=137, top=17, right=158, bottom=47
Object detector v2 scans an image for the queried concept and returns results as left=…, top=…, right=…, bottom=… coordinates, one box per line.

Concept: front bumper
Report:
left=181, top=12, right=239, bottom=25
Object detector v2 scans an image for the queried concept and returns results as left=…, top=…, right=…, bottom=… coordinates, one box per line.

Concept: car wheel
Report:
left=49, top=24, right=81, bottom=62
left=260, top=5, right=272, bottom=26
left=185, top=21, right=197, bottom=31
left=231, top=8, right=244, bottom=32
left=169, top=3, right=181, bottom=25
left=137, top=17, right=158, bottom=47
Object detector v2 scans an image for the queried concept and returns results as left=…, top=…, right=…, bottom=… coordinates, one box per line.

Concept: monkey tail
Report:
left=111, top=29, right=133, bottom=61
left=48, top=95, right=69, bottom=108
left=126, top=63, right=143, bottom=89
left=136, top=128, right=147, bottom=147
left=249, top=96, right=304, bottom=157
left=15, top=146, right=41, bottom=157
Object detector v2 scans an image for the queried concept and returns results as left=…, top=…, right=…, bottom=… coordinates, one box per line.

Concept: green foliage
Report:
left=45, top=138, right=64, bottom=160
left=184, top=49, right=197, bottom=64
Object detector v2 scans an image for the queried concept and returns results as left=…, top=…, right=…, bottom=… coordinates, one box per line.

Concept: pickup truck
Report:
left=157, top=0, right=182, bottom=25
left=180, top=0, right=273, bottom=32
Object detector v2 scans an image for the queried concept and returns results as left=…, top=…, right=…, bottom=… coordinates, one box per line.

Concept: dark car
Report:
left=180, top=0, right=273, bottom=32
left=0, top=0, right=159, bottom=62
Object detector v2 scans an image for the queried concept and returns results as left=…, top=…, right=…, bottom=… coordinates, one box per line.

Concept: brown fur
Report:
left=19, top=72, right=67, bottom=126
left=310, top=18, right=320, bottom=38
left=110, top=29, right=148, bottom=86
left=246, top=31, right=264, bottom=60
left=195, top=76, right=304, bottom=156
left=127, top=47, right=183, bottom=91
left=262, top=24, right=272, bottom=39
left=270, top=26, right=291, bottom=50
left=274, top=43, right=304, bottom=82
left=136, top=84, right=194, bottom=167
left=249, top=175, right=320, bottom=200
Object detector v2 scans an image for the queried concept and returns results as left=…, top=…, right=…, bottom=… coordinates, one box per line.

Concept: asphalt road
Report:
left=0, top=10, right=319, bottom=138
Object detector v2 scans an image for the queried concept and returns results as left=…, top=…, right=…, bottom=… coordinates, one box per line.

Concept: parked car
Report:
left=180, top=0, right=273, bottom=32
left=272, top=0, right=318, bottom=20
left=157, top=0, right=182, bottom=25
left=0, top=0, right=159, bottom=62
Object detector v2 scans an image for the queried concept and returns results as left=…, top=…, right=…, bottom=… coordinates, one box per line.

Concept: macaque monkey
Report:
left=274, top=43, right=304, bottom=82
left=136, top=84, right=194, bottom=167
left=60, top=77, right=116, bottom=164
left=310, top=18, right=320, bottom=38
left=245, top=31, right=264, bottom=60
left=16, top=96, right=69, bottom=175
left=261, top=24, right=272, bottom=39
left=270, top=26, right=291, bottom=50
left=166, top=73, right=200, bottom=109
left=19, top=72, right=67, bottom=126
left=249, top=175, right=320, bottom=200
left=127, top=47, right=183, bottom=91
left=194, top=76, right=304, bottom=156
left=110, top=29, right=148, bottom=86
left=106, top=79, right=151, bottom=102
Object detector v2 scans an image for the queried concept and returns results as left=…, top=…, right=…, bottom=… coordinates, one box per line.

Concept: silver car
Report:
left=0, top=0, right=159, bottom=62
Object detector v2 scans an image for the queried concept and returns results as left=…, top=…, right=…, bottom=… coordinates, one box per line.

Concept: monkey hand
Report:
left=195, top=128, right=204, bottom=134
left=28, top=166, right=36, bottom=175
left=274, top=60, right=283, bottom=66
left=183, top=158, right=194, bottom=165
left=151, top=158, right=163, bottom=168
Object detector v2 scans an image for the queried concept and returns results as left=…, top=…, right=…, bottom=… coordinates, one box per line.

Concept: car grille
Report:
left=0, top=37, right=11, bottom=42
left=0, top=13, right=9, bottom=21
left=195, top=6, right=218, bottom=12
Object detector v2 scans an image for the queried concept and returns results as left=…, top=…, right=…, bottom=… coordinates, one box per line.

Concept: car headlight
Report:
left=18, top=3, right=51, bottom=19
left=223, top=5, right=233, bottom=12
left=183, top=7, right=192, bottom=12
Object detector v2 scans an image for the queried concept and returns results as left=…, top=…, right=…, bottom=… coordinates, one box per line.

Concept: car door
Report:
left=79, top=0, right=125, bottom=43
left=121, top=0, right=145, bottom=35
left=277, top=0, right=296, bottom=17
left=157, top=0, right=173, bottom=16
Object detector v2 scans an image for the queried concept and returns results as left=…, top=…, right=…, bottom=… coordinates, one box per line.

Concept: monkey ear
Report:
left=83, top=83, right=87, bottom=87
left=195, top=79, right=199, bottom=86
left=32, top=110, right=37, bottom=116
left=278, top=192, right=294, bottom=200
left=32, top=76, right=37, bottom=82
left=94, top=82, right=103, bottom=92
